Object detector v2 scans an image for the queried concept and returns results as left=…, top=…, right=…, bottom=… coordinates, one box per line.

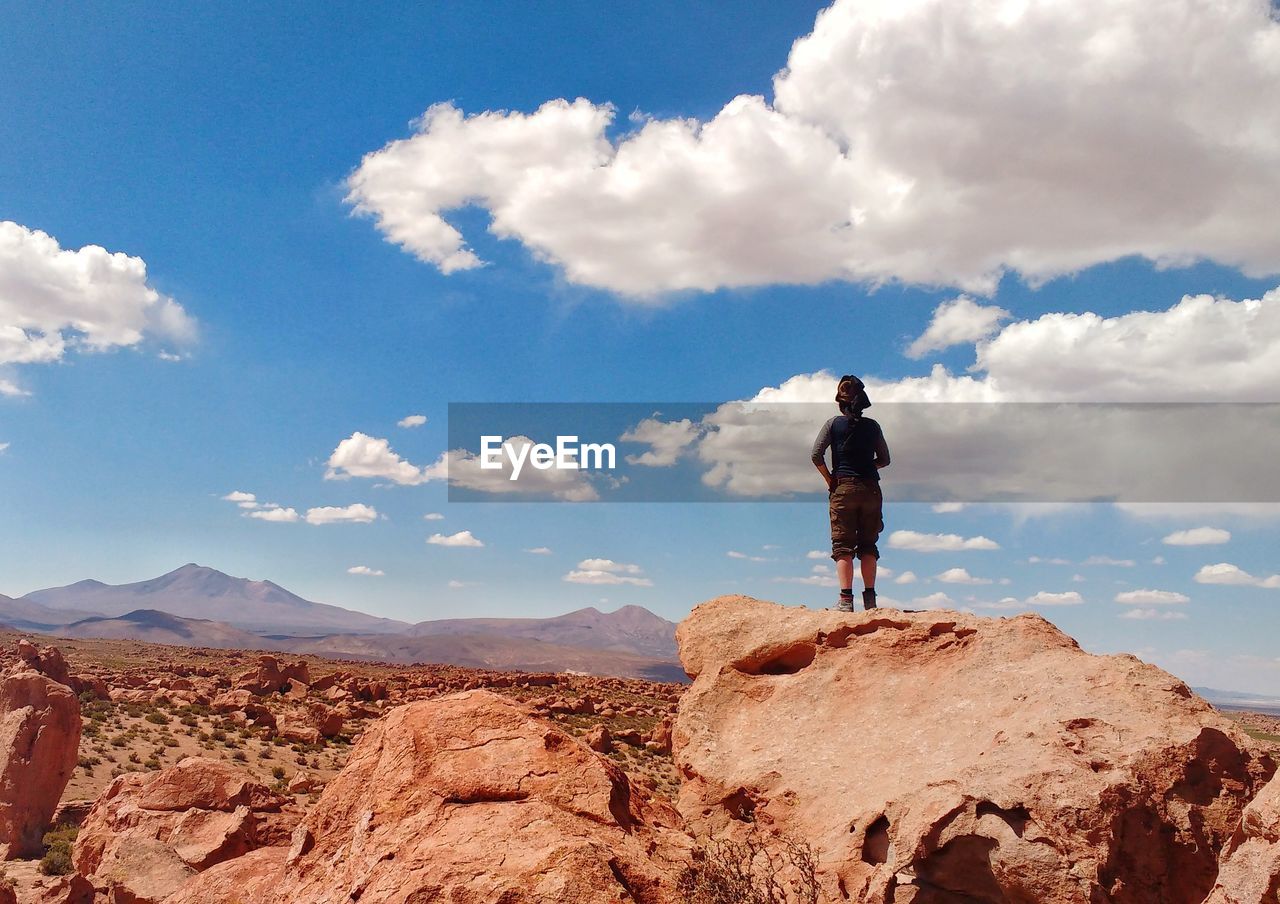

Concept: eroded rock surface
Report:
left=674, top=596, right=1275, bottom=904
left=74, top=756, right=298, bottom=903
left=166, top=689, right=688, bottom=903
left=1205, top=771, right=1280, bottom=904
left=0, top=656, right=81, bottom=858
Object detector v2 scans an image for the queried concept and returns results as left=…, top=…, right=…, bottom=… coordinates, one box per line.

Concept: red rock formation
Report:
left=1205, top=771, right=1280, bottom=904
left=673, top=596, right=1274, bottom=904
left=73, top=757, right=298, bottom=903
left=166, top=690, right=688, bottom=903
left=0, top=657, right=81, bottom=858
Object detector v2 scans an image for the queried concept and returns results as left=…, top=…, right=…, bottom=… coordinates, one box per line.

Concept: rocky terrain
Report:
left=0, top=596, right=1275, bottom=903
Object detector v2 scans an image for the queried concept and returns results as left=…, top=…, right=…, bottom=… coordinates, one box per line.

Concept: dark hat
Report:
left=836, top=374, right=871, bottom=413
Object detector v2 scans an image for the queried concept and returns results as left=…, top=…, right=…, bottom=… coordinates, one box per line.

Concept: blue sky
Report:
left=2, top=1, right=1279, bottom=693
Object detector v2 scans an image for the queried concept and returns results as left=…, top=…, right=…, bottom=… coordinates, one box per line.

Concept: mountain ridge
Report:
left=22, top=563, right=411, bottom=636
left=15, top=564, right=684, bottom=680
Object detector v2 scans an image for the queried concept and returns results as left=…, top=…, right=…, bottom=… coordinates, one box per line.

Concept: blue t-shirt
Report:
left=811, top=415, right=887, bottom=480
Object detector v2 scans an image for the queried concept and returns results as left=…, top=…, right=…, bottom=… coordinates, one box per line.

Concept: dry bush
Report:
left=677, top=824, right=819, bottom=904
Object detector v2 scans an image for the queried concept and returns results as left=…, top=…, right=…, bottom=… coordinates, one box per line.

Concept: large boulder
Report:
left=74, top=757, right=299, bottom=903
left=1204, top=772, right=1280, bottom=904
left=0, top=664, right=81, bottom=858
left=674, top=596, right=1275, bottom=904
left=233, top=656, right=309, bottom=697
left=166, top=690, right=688, bottom=903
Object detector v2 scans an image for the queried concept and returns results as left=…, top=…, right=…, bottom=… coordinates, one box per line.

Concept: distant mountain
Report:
left=407, top=605, right=679, bottom=660
left=55, top=609, right=273, bottom=650
left=0, top=591, right=104, bottom=632
left=22, top=563, right=410, bottom=636
left=1194, top=686, right=1280, bottom=716
left=278, top=631, right=687, bottom=682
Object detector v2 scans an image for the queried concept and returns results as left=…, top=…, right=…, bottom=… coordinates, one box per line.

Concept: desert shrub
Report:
left=145, top=712, right=170, bottom=725
left=271, top=766, right=286, bottom=780
left=40, top=825, right=78, bottom=876
left=677, top=826, right=819, bottom=904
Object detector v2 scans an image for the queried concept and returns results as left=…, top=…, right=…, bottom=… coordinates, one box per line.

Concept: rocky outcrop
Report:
left=673, top=596, right=1275, bottom=904
left=233, top=656, right=309, bottom=696
left=166, top=690, right=688, bottom=903
left=0, top=658, right=81, bottom=858
left=74, top=757, right=299, bottom=903
left=1205, top=772, right=1280, bottom=904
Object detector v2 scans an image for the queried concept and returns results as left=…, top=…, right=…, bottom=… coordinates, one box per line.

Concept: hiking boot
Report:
left=862, top=589, right=878, bottom=610
left=835, top=595, right=856, bottom=613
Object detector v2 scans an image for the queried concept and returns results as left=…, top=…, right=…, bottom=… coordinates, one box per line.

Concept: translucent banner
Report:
left=444, top=402, right=1280, bottom=503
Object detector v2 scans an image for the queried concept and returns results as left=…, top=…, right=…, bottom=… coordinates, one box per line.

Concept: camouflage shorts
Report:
left=829, top=477, right=883, bottom=560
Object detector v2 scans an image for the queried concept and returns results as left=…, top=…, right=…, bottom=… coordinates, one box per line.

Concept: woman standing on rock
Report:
left=811, top=374, right=890, bottom=612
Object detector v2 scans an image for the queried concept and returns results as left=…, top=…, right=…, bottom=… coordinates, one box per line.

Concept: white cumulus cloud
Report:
left=1162, top=527, right=1231, bottom=546
left=398, top=414, right=427, bottom=428
left=428, top=530, right=485, bottom=548
left=620, top=417, right=701, bottom=466
left=563, top=558, right=652, bottom=586
left=0, top=222, right=195, bottom=390
left=305, top=504, right=378, bottom=525
left=248, top=507, right=300, bottom=523
left=347, top=0, right=1280, bottom=297
left=936, top=567, right=992, bottom=585
left=907, top=296, right=1010, bottom=358
left=1194, top=563, right=1280, bottom=588
left=577, top=558, right=643, bottom=575
left=326, top=432, right=428, bottom=485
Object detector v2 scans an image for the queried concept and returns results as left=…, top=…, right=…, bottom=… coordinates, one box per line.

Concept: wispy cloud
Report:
left=347, top=565, right=384, bottom=576
left=1026, top=591, right=1084, bottom=607
left=888, top=531, right=1000, bottom=552
left=1114, top=589, right=1189, bottom=605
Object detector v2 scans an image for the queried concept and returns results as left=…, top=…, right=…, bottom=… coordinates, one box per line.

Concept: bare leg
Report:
left=860, top=554, right=877, bottom=589
left=836, top=556, right=854, bottom=589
